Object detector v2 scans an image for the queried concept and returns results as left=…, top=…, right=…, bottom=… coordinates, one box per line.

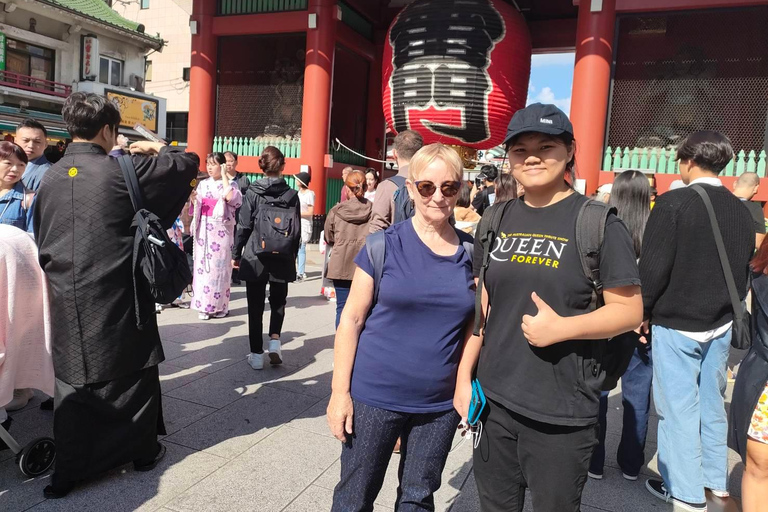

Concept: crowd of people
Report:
left=1, top=95, right=768, bottom=512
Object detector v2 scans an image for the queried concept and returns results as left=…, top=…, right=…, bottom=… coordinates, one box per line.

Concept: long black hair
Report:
left=610, top=170, right=651, bottom=258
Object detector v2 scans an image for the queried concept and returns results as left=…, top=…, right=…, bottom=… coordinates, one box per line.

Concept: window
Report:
left=166, top=112, right=188, bottom=144
left=5, top=39, right=55, bottom=83
left=141, top=0, right=149, bottom=9
left=145, top=61, right=152, bottom=82
left=99, top=56, right=123, bottom=86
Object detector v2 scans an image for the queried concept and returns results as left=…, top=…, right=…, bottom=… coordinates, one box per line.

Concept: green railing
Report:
left=603, top=146, right=768, bottom=177
left=331, top=144, right=367, bottom=166
left=243, top=172, right=297, bottom=190
left=213, top=136, right=301, bottom=159
left=217, top=0, right=307, bottom=15
left=326, top=178, right=344, bottom=213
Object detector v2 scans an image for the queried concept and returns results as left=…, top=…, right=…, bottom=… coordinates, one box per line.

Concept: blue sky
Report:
left=527, top=52, right=575, bottom=115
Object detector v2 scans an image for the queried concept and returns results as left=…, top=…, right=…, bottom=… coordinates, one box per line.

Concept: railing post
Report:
left=758, top=150, right=767, bottom=178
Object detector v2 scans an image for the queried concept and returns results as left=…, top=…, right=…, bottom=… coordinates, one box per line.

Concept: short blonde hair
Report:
left=408, top=143, right=464, bottom=182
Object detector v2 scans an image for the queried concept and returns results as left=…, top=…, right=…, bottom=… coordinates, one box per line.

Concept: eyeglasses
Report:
left=414, top=180, right=462, bottom=198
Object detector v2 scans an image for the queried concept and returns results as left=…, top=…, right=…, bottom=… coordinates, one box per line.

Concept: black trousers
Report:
left=473, top=398, right=598, bottom=512
left=245, top=274, right=288, bottom=354
left=332, top=400, right=460, bottom=512
left=53, top=365, right=165, bottom=485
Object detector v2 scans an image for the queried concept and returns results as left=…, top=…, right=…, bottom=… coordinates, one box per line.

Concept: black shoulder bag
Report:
left=691, top=184, right=751, bottom=350
left=119, top=155, right=192, bottom=329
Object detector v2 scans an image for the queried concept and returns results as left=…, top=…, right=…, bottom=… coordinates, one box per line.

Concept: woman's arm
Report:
left=301, top=191, right=314, bottom=219
left=521, top=285, right=643, bottom=348
left=454, top=279, right=487, bottom=421
left=327, top=266, right=374, bottom=441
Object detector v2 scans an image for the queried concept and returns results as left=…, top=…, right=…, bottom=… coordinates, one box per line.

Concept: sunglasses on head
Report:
left=414, top=180, right=462, bottom=198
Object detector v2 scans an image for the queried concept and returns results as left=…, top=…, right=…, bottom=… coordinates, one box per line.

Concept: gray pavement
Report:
left=0, top=254, right=746, bottom=511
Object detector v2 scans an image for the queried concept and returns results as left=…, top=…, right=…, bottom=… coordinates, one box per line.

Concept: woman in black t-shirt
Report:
left=454, top=104, right=643, bottom=511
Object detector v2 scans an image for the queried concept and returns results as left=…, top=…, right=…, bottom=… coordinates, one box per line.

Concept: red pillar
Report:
left=364, top=34, right=385, bottom=174
left=570, top=0, right=616, bottom=196
left=188, top=0, right=218, bottom=170
left=300, top=0, right=337, bottom=214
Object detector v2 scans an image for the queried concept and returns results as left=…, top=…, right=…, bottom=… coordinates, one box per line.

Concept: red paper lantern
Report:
left=382, top=0, right=531, bottom=150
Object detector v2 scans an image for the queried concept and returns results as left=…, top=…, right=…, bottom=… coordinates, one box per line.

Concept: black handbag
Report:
left=691, top=185, right=751, bottom=350
left=119, top=155, right=192, bottom=329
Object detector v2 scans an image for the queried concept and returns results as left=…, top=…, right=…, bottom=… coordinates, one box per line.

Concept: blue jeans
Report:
left=652, top=324, right=730, bottom=503
left=333, top=280, right=352, bottom=329
left=297, top=242, right=307, bottom=276
left=332, top=401, right=460, bottom=512
left=590, top=343, right=653, bottom=477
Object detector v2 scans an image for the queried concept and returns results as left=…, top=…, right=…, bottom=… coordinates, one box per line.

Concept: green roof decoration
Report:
left=41, top=0, right=162, bottom=43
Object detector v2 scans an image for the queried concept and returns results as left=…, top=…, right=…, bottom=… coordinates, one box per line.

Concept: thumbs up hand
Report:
left=521, top=292, right=565, bottom=348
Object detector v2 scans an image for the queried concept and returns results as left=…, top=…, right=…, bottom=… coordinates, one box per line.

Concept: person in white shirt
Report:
left=296, top=172, right=314, bottom=281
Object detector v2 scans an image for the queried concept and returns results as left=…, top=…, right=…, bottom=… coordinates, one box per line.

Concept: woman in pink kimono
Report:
left=191, top=153, right=243, bottom=320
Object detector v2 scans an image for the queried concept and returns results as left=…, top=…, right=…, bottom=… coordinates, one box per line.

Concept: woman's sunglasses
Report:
left=414, top=180, right=462, bottom=198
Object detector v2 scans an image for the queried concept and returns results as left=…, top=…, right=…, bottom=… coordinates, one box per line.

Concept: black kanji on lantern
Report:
left=388, top=0, right=505, bottom=144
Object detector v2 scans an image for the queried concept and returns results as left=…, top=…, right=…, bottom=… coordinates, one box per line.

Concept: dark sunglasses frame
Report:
left=413, top=180, right=462, bottom=198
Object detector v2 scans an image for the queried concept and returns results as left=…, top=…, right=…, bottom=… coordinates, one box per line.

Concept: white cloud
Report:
left=531, top=53, right=575, bottom=68
left=526, top=86, right=571, bottom=115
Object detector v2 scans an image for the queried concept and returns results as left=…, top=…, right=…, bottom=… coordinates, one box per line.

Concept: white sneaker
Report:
left=268, top=338, right=282, bottom=365
left=588, top=471, right=603, bottom=480
left=6, top=388, right=34, bottom=411
left=622, top=472, right=639, bottom=481
left=709, top=489, right=729, bottom=499
left=247, top=353, right=264, bottom=370
left=198, top=313, right=210, bottom=321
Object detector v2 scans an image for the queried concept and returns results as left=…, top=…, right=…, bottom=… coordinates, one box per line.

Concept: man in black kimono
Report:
left=34, top=92, right=199, bottom=498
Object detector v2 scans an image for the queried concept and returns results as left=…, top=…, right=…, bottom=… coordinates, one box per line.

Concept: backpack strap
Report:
left=118, top=154, right=144, bottom=212
left=473, top=200, right=513, bottom=336
left=575, top=199, right=615, bottom=307
left=575, top=198, right=616, bottom=377
left=456, top=229, right=474, bottom=266
left=389, top=175, right=406, bottom=188
left=365, top=230, right=386, bottom=306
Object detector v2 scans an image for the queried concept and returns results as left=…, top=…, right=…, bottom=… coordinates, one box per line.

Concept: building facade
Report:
left=187, top=0, right=768, bottom=214
left=117, top=0, right=192, bottom=144
left=0, top=0, right=165, bottom=142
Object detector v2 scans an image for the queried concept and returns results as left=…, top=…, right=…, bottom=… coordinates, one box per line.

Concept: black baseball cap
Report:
left=502, top=103, right=574, bottom=147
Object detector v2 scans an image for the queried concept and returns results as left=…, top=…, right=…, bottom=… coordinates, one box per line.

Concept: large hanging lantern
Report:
left=382, top=0, right=532, bottom=150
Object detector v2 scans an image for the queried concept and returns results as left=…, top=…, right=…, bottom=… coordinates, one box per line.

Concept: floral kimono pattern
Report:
left=748, top=382, right=768, bottom=444
left=190, top=178, right=242, bottom=316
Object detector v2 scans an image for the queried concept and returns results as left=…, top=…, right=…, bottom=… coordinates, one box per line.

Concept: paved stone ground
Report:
left=0, top=251, right=747, bottom=512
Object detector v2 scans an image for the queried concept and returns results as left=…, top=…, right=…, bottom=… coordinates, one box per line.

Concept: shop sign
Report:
left=0, top=32, right=6, bottom=71
left=81, top=35, right=99, bottom=81
left=106, top=89, right=158, bottom=132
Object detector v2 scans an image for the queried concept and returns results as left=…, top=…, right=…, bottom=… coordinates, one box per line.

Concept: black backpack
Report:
left=252, top=188, right=300, bottom=258
left=474, top=198, right=636, bottom=391
left=119, top=155, right=192, bottom=329
left=389, top=176, right=414, bottom=225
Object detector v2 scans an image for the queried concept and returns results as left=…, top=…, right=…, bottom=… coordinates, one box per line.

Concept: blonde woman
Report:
left=327, top=144, right=475, bottom=510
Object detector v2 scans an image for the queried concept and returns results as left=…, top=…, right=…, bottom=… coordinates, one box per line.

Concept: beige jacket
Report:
left=325, top=198, right=373, bottom=281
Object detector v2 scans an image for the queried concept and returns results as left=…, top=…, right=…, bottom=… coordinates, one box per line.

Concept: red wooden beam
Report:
left=336, top=22, right=377, bottom=62
left=339, top=0, right=383, bottom=23
left=211, top=11, right=308, bottom=36
left=528, top=19, right=577, bottom=52
left=613, top=0, right=768, bottom=11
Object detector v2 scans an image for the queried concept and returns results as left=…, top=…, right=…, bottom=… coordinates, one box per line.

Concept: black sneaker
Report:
left=645, top=479, right=707, bottom=511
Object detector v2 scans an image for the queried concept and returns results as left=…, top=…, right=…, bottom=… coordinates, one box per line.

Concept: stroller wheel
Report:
left=18, top=437, right=56, bottom=477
